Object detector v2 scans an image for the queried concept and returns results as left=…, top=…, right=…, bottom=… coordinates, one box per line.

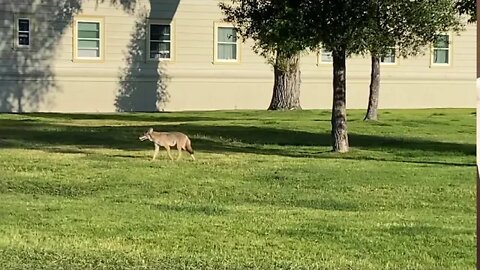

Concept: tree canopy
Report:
left=219, top=0, right=311, bottom=62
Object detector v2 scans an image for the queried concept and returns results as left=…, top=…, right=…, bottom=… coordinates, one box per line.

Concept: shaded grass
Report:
left=0, top=109, right=475, bottom=270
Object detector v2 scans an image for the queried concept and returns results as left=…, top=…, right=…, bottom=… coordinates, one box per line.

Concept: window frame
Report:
left=146, top=19, right=174, bottom=62
left=431, top=33, right=452, bottom=67
left=213, top=22, right=240, bottom=63
left=16, top=17, right=31, bottom=48
left=317, top=48, right=333, bottom=65
left=73, top=17, right=105, bottom=62
left=380, top=47, right=397, bottom=65
left=13, top=14, right=33, bottom=50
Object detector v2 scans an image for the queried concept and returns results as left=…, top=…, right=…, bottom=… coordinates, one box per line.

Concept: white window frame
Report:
left=13, top=14, right=33, bottom=50
left=317, top=48, right=333, bottom=64
left=431, top=34, right=451, bottom=66
left=73, top=17, right=104, bottom=61
left=147, top=19, right=174, bottom=61
left=380, top=47, right=397, bottom=65
left=16, top=17, right=31, bottom=48
left=213, top=22, right=240, bottom=63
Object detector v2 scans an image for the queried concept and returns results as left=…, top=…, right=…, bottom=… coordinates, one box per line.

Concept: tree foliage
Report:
left=219, top=0, right=311, bottom=110
left=363, top=0, right=464, bottom=120
left=219, top=0, right=311, bottom=65
left=220, top=0, right=466, bottom=151
left=455, top=0, right=476, bottom=22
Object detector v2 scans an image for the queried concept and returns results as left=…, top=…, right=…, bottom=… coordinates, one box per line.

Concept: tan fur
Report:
left=139, top=128, right=195, bottom=161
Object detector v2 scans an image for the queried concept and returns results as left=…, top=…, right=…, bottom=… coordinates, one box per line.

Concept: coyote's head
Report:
left=139, top=128, right=154, bottom=141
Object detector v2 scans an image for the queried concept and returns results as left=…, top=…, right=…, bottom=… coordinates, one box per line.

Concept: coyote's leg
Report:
left=152, top=144, right=160, bottom=160
left=176, top=147, right=183, bottom=161
left=165, top=146, right=174, bottom=160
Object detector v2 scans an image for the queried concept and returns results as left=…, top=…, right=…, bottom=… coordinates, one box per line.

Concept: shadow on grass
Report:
left=150, top=202, right=228, bottom=216
left=0, top=117, right=474, bottom=166
left=1, top=178, right=108, bottom=198
left=4, top=112, right=231, bottom=123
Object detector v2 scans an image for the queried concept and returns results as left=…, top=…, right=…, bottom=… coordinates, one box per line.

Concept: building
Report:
left=0, top=0, right=476, bottom=113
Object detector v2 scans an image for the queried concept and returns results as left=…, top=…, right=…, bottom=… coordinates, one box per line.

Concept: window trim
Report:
left=213, top=22, right=240, bottom=64
left=430, top=33, right=452, bottom=67
left=16, top=17, right=31, bottom=48
left=13, top=14, right=33, bottom=50
left=146, top=19, right=175, bottom=62
left=317, top=48, right=333, bottom=65
left=73, top=17, right=105, bottom=62
left=380, top=47, right=397, bottom=66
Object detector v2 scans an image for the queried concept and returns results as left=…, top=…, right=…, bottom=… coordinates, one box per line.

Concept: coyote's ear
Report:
left=148, top=128, right=153, bottom=133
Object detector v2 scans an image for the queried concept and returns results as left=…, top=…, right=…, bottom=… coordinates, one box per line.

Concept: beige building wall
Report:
left=0, top=0, right=476, bottom=112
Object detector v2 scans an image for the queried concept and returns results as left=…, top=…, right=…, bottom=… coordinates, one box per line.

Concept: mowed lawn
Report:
left=0, top=109, right=475, bottom=270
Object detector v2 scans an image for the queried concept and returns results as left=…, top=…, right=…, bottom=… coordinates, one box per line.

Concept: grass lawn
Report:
left=0, top=109, right=475, bottom=270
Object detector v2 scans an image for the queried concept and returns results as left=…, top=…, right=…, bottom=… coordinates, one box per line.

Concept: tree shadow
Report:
left=0, top=117, right=474, bottom=167
left=11, top=112, right=230, bottom=123
left=115, top=1, right=180, bottom=112
left=0, top=0, right=82, bottom=112
left=0, top=0, right=141, bottom=112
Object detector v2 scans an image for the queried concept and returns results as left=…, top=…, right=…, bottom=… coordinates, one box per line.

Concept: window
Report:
left=74, top=18, right=103, bottom=60
left=215, top=25, right=239, bottom=62
left=17, top=18, right=30, bottom=48
left=432, top=34, right=450, bottom=65
left=380, top=47, right=396, bottom=64
left=319, top=48, right=333, bottom=64
left=148, top=22, right=172, bottom=60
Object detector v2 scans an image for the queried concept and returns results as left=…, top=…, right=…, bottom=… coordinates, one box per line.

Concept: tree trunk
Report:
left=16, top=88, right=23, bottom=113
left=364, top=55, right=380, bottom=121
left=331, top=49, right=349, bottom=153
left=268, top=52, right=302, bottom=110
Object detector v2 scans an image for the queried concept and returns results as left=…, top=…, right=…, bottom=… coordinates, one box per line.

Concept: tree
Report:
left=363, top=0, right=463, bottom=121
left=302, top=0, right=372, bottom=152
left=455, top=0, right=476, bottom=22
left=219, top=0, right=310, bottom=110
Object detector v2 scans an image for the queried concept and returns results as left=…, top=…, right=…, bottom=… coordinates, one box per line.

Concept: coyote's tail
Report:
left=186, top=138, right=194, bottom=155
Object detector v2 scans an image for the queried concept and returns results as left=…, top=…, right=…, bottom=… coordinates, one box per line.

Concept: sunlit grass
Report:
left=0, top=109, right=475, bottom=269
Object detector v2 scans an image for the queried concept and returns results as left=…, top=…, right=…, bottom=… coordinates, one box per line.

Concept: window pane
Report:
left=78, top=49, right=99, bottom=57
left=18, top=32, right=29, bottom=46
left=381, top=48, right=396, bottom=63
left=150, top=42, right=170, bottom=59
left=321, top=49, right=332, bottom=62
left=218, top=27, right=236, bottom=43
left=78, top=22, right=99, bottom=39
left=434, top=35, right=449, bottom=48
left=18, top=19, right=29, bottom=31
left=150, top=51, right=171, bottom=59
left=78, top=22, right=99, bottom=31
left=381, top=55, right=395, bottom=63
left=150, top=24, right=170, bottom=41
left=78, top=30, right=99, bottom=39
left=434, top=49, right=448, bottom=64
left=150, top=42, right=159, bottom=52
left=159, top=42, right=170, bottom=52
left=218, top=44, right=237, bottom=60
left=78, top=40, right=99, bottom=49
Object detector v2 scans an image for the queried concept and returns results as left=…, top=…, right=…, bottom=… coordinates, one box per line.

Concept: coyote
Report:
left=139, top=128, right=195, bottom=161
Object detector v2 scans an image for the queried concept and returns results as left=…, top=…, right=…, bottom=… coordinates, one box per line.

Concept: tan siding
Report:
left=0, top=0, right=475, bottom=112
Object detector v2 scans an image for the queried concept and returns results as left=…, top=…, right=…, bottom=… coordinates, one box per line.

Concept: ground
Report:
left=0, top=109, right=475, bottom=270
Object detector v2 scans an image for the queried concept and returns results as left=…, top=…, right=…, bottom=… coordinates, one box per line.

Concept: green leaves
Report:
left=220, top=0, right=465, bottom=59
left=219, top=0, right=311, bottom=61
left=455, top=0, right=476, bottom=22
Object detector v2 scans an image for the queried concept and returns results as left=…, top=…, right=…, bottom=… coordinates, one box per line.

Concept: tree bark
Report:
left=364, top=54, right=380, bottom=121
left=268, top=51, right=302, bottom=110
left=16, top=88, right=23, bottom=113
left=331, top=49, right=349, bottom=153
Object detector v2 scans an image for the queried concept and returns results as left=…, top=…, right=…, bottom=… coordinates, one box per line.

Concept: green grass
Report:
left=0, top=109, right=475, bottom=270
